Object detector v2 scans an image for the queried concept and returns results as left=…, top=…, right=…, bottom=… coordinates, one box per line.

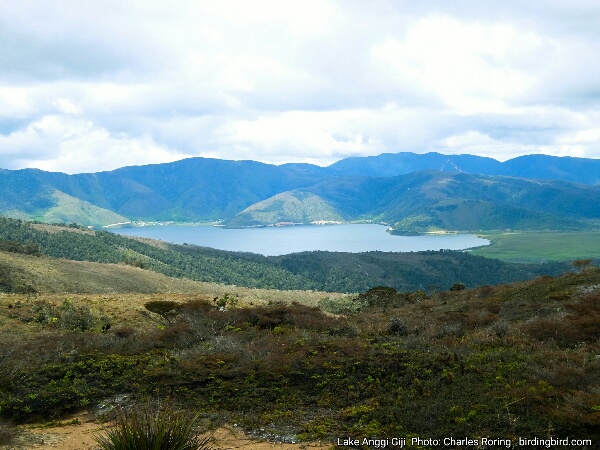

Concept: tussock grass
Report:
left=0, top=250, right=352, bottom=308
left=94, top=404, right=212, bottom=450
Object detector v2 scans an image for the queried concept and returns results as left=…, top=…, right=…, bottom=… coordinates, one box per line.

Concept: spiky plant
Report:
left=94, top=405, right=212, bottom=450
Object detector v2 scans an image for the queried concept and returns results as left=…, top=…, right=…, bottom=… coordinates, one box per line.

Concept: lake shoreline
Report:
left=111, top=223, right=489, bottom=256
left=104, top=220, right=385, bottom=229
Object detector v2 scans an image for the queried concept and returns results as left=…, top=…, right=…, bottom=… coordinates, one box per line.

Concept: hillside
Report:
left=0, top=159, right=330, bottom=225
left=226, top=171, right=600, bottom=232
left=225, top=191, right=345, bottom=227
left=0, top=217, right=313, bottom=292
left=0, top=217, right=572, bottom=293
left=0, top=265, right=598, bottom=446
left=6, top=190, right=129, bottom=227
left=2, top=152, right=600, bottom=230
left=327, top=151, right=503, bottom=177
left=0, top=251, right=219, bottom=295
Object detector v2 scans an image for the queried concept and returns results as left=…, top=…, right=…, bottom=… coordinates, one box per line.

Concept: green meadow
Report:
left=471, top=231, right=600, bottom=262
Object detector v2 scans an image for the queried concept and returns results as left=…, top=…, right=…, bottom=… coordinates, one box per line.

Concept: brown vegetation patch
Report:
left=2, top=269, right=600, bottom=443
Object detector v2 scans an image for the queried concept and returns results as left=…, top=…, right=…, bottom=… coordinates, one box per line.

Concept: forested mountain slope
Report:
left=1, top=152, right=600, bottom=229
left=327, top=152, right=600, bottom=184
left=226, top=171, right=600, bottom=232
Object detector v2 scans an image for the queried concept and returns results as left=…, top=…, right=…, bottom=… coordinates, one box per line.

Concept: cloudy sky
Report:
left=1, top=0, right=600, bottom=174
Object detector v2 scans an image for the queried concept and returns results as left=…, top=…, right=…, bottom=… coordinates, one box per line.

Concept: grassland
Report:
left=1, top=268, right=599, bottom=448
left=471, top=231, right=600, bottom=262
left=0, top=250, right=351, bottom=305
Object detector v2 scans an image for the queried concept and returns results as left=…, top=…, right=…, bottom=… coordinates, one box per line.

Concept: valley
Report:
left=2, top=153, right=600, bottom=235
left=1, top=152, right=599, bottom=448
left=4, top=2, right=600, bottom=447
left=0, top=218, right=572, bottom=294
left=0, top=254, right=598, bottom=448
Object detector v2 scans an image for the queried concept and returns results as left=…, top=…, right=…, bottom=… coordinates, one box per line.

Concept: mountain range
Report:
left=1, top=152, right=600, bottom=232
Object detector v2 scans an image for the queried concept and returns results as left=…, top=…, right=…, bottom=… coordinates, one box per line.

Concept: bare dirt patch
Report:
left=4, top=413, right=332, bottom=450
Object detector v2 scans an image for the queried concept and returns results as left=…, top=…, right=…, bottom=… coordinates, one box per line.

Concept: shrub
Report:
left=94, top=404, right=212, bottom=450
left=113, top=326, right=136, bottom=339
left=23, top=298, right=102, bottom=331
left=522, top=296, right=600, bottom=347
left=320, top=296, right=365, bottom=315
left=57, top=299, right=98, bottom=331
left=388, top=317, right=409, bottom=336
left=145, top=300, right=182, bottom=321
left=0, top=240, right=41, bottom=256
left=449, top=283, right=466, bottom=292
left=355, top=286, right=415, bottom=311
left=231, top=302, right=341, bottom=332
left=123, top=258, right=146, bottom=269
left=492, top=321, right=510, bottom=338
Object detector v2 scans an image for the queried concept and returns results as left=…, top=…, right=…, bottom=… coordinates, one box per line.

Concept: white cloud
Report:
left=0, top=87, right=36, bottom=118
left=0, top=114, right=191, bottom=173
left=220, top=109, right=379, bottom=162
left=53, top=98, right=82, bottom=115
left=1, top=0, right=600, bottom=173
left=371, top=16, right=551, bottom=114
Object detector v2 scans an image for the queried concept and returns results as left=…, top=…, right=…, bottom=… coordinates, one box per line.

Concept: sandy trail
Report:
left=5, top=412, right=332, bottom=450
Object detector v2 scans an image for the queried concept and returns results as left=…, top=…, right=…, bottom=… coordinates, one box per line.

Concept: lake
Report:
left=112, top=224, right=489, bottom=256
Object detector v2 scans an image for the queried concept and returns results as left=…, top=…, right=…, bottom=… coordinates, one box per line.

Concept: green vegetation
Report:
left=2, top=155, right=600, bottom=231
left=472, top=231, right=600, bottom=262
left=0, top=217, right=573, bottom=293
left=0, top=240, right=41, bottom=256
left=0, top=217, right=311, bottom=291
left=226, top=170, right=600, bottom=231
left=1, top=269, right=599, bottom=444
left=267, top=249, right=570, bottom=292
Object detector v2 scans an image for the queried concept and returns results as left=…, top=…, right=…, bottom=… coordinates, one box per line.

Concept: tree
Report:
left=450, top=283, right=466, bottom=291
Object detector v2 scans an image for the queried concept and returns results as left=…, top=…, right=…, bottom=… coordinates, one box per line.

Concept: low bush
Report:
left=10, top=298, right=108, bottom=331
left=522, top=295, right=600, bottom=347
left=94, top=403, right=212, bottom=450
left=388, top=317, right=409, bottom=336
left=354, top=286, right=425, bottom=311
left=145, top=300, right=183, bottom=321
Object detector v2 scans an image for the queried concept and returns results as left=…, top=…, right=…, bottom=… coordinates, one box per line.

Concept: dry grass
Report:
left=0, top=250, right=352, bottom=306
left=1, top=264, right=599, bottom=444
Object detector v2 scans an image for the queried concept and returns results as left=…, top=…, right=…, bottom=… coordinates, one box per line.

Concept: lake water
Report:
left=112, top=224, right=489, bottom=256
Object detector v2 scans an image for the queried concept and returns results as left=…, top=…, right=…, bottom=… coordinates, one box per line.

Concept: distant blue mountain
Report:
left=499, top=154, right=600, bottom=184
left=327, top=152, right=502, bottom=177
left=327, top=152, right=600, bottom=184
left=1, top=152, right=599, bottom=230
